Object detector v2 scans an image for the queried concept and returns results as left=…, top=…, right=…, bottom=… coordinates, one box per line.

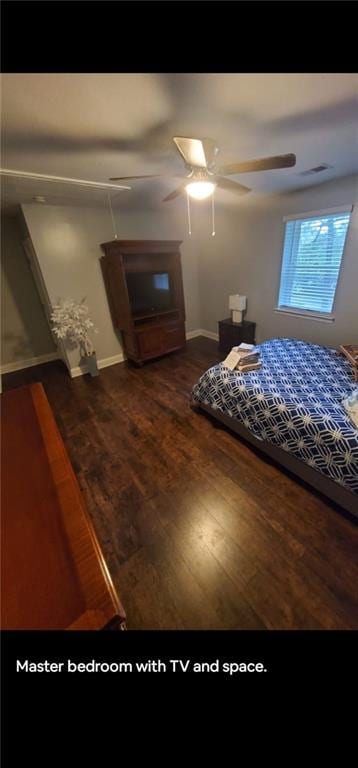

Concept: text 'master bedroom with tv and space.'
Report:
left=1, top=73, right=357, bottom=632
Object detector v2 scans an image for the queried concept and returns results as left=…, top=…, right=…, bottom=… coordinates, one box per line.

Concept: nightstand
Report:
left=218, top=318, right=256, bottom=356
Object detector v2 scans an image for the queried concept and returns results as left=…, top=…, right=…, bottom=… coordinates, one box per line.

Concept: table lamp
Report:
left=229, top=294, right=247, bottom=324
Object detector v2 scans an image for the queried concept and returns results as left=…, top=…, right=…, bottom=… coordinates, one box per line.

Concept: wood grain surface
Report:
left=1, top=383, right=125, bottom=629
left=3, top=338, right=357, bottom=629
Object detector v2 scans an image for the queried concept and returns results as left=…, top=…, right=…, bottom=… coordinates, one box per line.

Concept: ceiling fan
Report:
left=110, top=136, right=296, bottom=202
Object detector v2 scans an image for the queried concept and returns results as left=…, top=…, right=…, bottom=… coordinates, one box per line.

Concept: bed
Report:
left=191, top=338, right=358, bottom=518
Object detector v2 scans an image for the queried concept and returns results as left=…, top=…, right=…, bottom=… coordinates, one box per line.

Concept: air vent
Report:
left=298, top=164, right=333, bottom=177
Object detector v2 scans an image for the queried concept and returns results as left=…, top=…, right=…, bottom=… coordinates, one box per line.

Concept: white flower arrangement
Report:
left=51, top=298, right=98, bottom=357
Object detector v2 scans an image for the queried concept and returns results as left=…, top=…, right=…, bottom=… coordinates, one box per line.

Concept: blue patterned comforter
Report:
left=192, top=338, right=358, bottom=494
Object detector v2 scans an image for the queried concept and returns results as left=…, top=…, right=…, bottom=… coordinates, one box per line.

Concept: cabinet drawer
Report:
left=162, top=323, right=185, bottom=350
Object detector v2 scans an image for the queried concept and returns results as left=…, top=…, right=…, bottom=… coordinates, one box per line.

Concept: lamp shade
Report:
left=229, top=294, right=247, bottom=311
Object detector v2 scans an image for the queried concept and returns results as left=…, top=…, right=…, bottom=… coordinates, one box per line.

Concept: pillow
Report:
left=342, top=388, right=358, bottom=429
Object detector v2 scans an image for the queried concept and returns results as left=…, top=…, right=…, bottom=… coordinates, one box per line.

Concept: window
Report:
left=277, top=207, right=351, bottom=318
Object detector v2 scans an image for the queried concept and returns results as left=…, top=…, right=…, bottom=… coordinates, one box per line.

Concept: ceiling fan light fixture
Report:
left=186, top=180, right=216, bottom=200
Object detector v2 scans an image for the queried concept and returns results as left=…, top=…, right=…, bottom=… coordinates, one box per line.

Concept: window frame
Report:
left=275, top=205, right=352, bottom=322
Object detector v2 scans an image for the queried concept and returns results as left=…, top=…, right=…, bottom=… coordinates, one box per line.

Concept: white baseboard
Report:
left=0, top=351, right=60, bottom=374
left=186, top=329, right=202, bottom=340
left=98, top=352, right=126, bottom=369
left=186, top=328, right=219, bottom=342
left=70, top=333, right=217, bottom=377
left=70, top=351, right=125, bottom=378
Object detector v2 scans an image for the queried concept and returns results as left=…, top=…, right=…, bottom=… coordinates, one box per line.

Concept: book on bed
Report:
left=238, top=361, right=261, bottom=372
left=222, top=343, right=261, bottom=372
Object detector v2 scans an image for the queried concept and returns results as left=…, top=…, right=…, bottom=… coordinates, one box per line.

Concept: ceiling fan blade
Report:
left=201, top=138, right=220, bottom=168
left=163, top=185, right=186, bottom=202
left=173, top=137, right=208, bottom=168
left=215, top=177, right=251, bottom=195
left=218, top=153, right=296, bottom=175
left=109, top=174, right=185, bottom=182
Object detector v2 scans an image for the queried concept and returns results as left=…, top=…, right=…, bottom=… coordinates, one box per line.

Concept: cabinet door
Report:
left=137, top=327, right=164, bottom=357
left=162, top=322, right=186, bottom=352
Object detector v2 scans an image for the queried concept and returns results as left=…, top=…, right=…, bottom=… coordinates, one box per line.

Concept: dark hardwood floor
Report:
left=3, top=337, right=358, bottom=629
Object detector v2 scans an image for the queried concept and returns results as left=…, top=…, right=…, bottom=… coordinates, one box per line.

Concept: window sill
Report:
left=274, top=307, right=335, bottom=323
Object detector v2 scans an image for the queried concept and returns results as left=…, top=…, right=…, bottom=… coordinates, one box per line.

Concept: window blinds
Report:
left=278, top=210, right=351, bottom=315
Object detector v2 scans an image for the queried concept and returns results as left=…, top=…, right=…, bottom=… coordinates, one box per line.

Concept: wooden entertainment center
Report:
left=100, top=240, right=186, bottom=365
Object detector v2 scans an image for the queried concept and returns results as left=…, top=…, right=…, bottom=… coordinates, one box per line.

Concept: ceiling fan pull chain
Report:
left=186, top=189, right=192, bottom=236
left=107, top=192, right=118, bottom=239
left=211, top=190, right=215, bottom=237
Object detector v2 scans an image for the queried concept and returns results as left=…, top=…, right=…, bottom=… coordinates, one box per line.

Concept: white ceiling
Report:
left=1, top=73, right=358, bottom=213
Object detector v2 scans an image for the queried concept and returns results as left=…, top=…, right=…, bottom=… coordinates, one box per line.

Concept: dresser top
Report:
left=1, top=383, right=124, bottom=629
left=219, top=318, right=256, bottom=328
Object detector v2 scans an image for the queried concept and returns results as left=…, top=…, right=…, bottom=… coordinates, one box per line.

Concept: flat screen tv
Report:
left=126, top=271, right=173, bottom=315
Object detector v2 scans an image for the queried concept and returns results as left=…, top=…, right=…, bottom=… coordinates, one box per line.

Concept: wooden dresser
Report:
left=100, top=240, right=186, bottom=365
left=1, top=383, right=126, bottom=630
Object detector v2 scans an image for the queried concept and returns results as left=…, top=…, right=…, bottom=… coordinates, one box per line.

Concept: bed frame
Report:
left=193, top=401, right=357, bottom=519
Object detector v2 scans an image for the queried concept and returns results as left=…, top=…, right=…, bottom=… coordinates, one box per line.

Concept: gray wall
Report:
left=198, top=173, right=358, bottom=345
left=5, top=174, right=356, bottom=374
left=1, top=214, right=56, bottom=366
left=21, top=203, right=200, bottom=371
